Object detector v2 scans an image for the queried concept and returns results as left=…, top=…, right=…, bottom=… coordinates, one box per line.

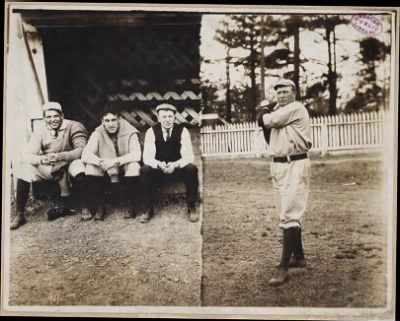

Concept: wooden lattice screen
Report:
left=36, top=13, right=202, bottom=133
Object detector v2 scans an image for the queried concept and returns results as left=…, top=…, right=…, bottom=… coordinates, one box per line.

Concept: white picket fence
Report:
left=200, top=111, right=387, bottom=157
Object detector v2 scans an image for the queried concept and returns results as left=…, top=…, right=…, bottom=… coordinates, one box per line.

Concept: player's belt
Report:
left=273, top=153, right=308, bottom=163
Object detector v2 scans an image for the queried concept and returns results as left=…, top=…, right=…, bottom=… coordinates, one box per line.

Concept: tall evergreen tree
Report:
left=216, top=15, right=268, bottom=121
left=307, top=15, right=349, bottom=115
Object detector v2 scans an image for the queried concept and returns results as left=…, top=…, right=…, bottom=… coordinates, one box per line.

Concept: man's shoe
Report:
left=269, top=267, right=289, bottom=286
left=62, top=208, right=77, bottom=216
left=10, top=212, right=26, bottom=230
left=188, top=206, right=199, bottom=223
left=139, top=208, right=153, bottom=223
left=124, top=207, right=136, bottom=219
left=94, top=207, right=105, bottom=221
left=48, top=207, right=76, bottom=221
left=80, top=208, right=94, bottom=221
left=47, top=208, right=63, bottom=221
left=275, top=257, right=307, bottom=268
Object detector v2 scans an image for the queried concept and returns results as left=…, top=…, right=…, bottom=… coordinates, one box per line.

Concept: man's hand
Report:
left=157, top=161, right=168, bottom=173
left=40, top=155, right=52, bottom=166
left=164, top=162, right=177, bottom=174
left=99, top=159, right=108, bottom=171
left=100, top=159, right=120, bottom=171
left=47, top=153, right=59, bottom=165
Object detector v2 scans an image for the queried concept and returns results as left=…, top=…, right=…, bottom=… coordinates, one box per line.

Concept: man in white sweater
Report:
left=81, top=104, right=141, bottom=221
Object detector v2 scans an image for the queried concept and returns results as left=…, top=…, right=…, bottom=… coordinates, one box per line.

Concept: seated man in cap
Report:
left=11, top=101, right=89, bottom=230
left=80, top=103, right=141, bottom=221
left=140, top=103, right=199, bottom=223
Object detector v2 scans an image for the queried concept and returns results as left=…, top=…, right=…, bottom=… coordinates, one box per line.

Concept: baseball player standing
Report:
left=257, top=78, right=312, bottom=286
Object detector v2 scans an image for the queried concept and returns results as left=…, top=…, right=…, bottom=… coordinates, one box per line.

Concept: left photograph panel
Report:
left=3, top=5, right=202, bottom=308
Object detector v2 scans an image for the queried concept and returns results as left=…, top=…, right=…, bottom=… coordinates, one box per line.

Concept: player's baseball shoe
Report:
left=269, top=267, right=289, bottom=286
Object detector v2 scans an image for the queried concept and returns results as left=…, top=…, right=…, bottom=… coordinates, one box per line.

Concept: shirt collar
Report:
left=46, top=120, right=68, bottom=137
left=162, top=126, right=173, bottom=133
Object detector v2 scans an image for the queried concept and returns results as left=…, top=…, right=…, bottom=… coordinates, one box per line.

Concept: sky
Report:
left=199, top=14, right=392, bottom=107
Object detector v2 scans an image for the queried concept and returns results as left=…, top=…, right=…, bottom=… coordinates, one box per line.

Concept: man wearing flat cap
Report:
left=11, top=101, right=88, bottom=229
left=140, top=103, right=199, bottom=223
left=257, top=78, right=312, bottom=286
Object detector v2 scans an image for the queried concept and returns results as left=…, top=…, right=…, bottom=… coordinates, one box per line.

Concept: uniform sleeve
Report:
left=117, top=133, right=142, bottom=165
left=143, top=128, right=158, bottom=169
left=81, top=131, right=102, bottom=166
left=24, top=132, right=43, bottom=165
left=262, top=102, right=303, bottom=129
left=57, top=122, right=89, bottom=161
left=176, top=127, right=195, bottom=168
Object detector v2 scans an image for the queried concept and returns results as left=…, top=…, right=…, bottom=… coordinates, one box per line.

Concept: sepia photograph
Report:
left=1, top=2, right=398, bottom=319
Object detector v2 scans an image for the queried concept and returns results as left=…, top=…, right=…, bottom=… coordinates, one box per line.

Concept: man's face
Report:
left=44, top=110, right=63, bottom=131
left=102, top=113, right=120, bottom=134
left=158, top=110, right=175, bottom=129
left=276, top=86, right=296, bottom=106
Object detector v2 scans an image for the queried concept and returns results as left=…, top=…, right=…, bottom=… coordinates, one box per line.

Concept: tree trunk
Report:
left=249, top=29, right=257, bottom=121
left=260, top=16, right=266, bottom=101
left=293, top=25, right=300, bottom=100
left=333, top=27, right=337, bottom=75
left=225, top=49, right=232, bottom=122
left=326, top=24, right=337, bottom=115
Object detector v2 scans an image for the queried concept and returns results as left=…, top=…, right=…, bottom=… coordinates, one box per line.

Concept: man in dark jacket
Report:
left=140, top=103, right=199, bottom=223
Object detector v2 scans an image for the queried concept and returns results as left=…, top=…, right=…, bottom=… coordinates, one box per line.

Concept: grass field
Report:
left=201, top=155, right=389, bottom=307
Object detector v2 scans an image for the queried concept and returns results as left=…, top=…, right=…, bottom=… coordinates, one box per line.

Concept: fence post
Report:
left=254, top=128, right=262, bottom=158
left=321, top=123, right=329, bottom=156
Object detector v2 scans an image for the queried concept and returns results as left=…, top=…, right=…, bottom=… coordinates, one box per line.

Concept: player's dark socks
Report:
left=73, top=172, right=86, bottom=186
left=293, top=227, right=305, bottom=260
left=16, top=179, right=30, bottom=214
left=123, top=177, right=140, bottom=218
left=181, top=164, right=199, bottom=206
left=86, top=176, right=106, bottom=215
left=139, top=165, right=157, bottom=211
left=72, top=172, right=86, bottom=207
left=279, top=227, right=298, bottom=269
left=109, top=181, right=123, bottom=202
left=60, top=196, right=74, bottom=211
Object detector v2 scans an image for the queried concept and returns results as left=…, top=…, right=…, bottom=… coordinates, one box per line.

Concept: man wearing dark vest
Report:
left=140, top=103, right=199, bottom=223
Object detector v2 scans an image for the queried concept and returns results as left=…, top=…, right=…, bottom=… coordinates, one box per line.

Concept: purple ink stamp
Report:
left=351, top=15, right=383, bottom=36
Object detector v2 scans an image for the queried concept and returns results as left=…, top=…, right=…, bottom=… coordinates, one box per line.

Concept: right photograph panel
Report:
left=199, top=11, right=395, bottom=308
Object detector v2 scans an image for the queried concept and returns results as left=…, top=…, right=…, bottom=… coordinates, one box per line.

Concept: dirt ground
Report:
left=201, top=154, right=389, bottom=307
left=8, top=196, right=202, bottom=306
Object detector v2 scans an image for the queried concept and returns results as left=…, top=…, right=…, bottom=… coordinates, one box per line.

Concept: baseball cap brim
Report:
left=43, top=102, right=63, bottom=113
left=273, top=79, right=296, bottom=90
left=155, top=104, right=177, bottom=113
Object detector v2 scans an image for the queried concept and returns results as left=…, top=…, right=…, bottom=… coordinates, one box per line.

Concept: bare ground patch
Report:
left=8, top=198, right=202, bottom=306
